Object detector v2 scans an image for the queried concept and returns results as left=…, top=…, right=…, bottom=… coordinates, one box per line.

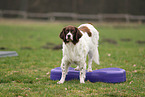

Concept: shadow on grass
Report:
left=104, top=93, right=128, bottom=97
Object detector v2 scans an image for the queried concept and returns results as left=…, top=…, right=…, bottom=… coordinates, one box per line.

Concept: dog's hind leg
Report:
left=88, top=51, right=93, bottom=72
left=93, top=47, right=100, bottom=65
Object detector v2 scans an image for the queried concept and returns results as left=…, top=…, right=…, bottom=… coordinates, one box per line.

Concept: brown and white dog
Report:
left=57, top=23, right=99, bottom=84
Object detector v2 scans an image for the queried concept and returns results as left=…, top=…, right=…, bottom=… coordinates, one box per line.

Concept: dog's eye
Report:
left=66, top=30, right=69, bottom=33
left=71, top=30, right=74, bottom=33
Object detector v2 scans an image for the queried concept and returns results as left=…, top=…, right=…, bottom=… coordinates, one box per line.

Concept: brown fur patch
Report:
left=79, top=26, right=92, bottom=37
left=65, top=25, right=76, bottom=31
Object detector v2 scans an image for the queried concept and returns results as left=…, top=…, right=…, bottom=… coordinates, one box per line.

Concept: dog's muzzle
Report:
left=66, top=32, right=73, bottom=41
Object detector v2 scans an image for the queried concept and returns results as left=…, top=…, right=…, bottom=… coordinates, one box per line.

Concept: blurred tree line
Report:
left=0, top=0, right=145, bottom=15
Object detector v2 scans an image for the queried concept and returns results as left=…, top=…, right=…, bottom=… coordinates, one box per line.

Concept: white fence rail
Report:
left=0, top=10, right=145, bottom=22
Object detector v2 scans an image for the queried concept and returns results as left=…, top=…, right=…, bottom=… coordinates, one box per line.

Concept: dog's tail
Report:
left=93, top=47, right=100, bottom=65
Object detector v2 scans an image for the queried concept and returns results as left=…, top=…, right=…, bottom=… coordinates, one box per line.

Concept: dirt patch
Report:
left=136, top=40, right=145, bottom=44
left=120, top=38, right=132, bottom=42
left=0, top=47, right=7, bottom=50
left=41, top=42, right=62, bottom=50
left=21, top=47, right=33, bottom=50
left=41, top=45, right=52, bottom=49
left=101, top=38, right=117, bottom=45
left=53, top=44, right=62, bottom=50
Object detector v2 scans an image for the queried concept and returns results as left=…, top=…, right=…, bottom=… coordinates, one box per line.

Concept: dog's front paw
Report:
left=80, top=81, right=85, bottom=84
left=57, top=81, right=64, bottom=84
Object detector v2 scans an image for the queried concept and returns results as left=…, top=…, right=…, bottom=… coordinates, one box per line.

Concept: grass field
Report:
left=0, top=19, right=144, bottom=97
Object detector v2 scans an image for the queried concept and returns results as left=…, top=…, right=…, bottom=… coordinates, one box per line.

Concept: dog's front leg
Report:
left=57, top=61, right=69, bottom=84
left=79, top=63, right=86, bottom=83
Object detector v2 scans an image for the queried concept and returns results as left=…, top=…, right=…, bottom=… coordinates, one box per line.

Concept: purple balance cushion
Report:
left=50, top=67, right=126, bottom=83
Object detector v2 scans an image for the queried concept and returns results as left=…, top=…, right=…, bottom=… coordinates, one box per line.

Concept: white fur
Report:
left=57, top=24, right=99, bottom=84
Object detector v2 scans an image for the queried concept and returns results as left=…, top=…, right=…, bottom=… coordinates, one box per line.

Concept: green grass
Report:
left=0, top=19, right=144, bottom=97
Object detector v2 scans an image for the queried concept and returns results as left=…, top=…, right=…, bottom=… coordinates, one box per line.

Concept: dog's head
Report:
left=59, top=25, right=82, bottom=45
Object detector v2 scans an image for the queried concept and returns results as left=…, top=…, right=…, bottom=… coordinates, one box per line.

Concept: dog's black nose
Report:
left=68, top=35, right=71, bottom=38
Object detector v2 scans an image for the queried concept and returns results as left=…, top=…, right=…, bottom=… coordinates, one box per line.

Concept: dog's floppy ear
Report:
left=59, top=28, right=66, bottom=41
left=72, top=27, right=82, bottom=45
left=75, top=27, right=82, bottom=41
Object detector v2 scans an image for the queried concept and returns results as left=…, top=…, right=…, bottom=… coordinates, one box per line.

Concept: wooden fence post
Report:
left=50, top=13, right=55, bottom=21
left=72, top=13, right=77, bottom=21
left=0, top=10, right=3, bottom=18
left=125, top=14, right=130, bottom=23
left=98, top=14, right=103, bottom=22
left=22, top=11, right=27, bottom=19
